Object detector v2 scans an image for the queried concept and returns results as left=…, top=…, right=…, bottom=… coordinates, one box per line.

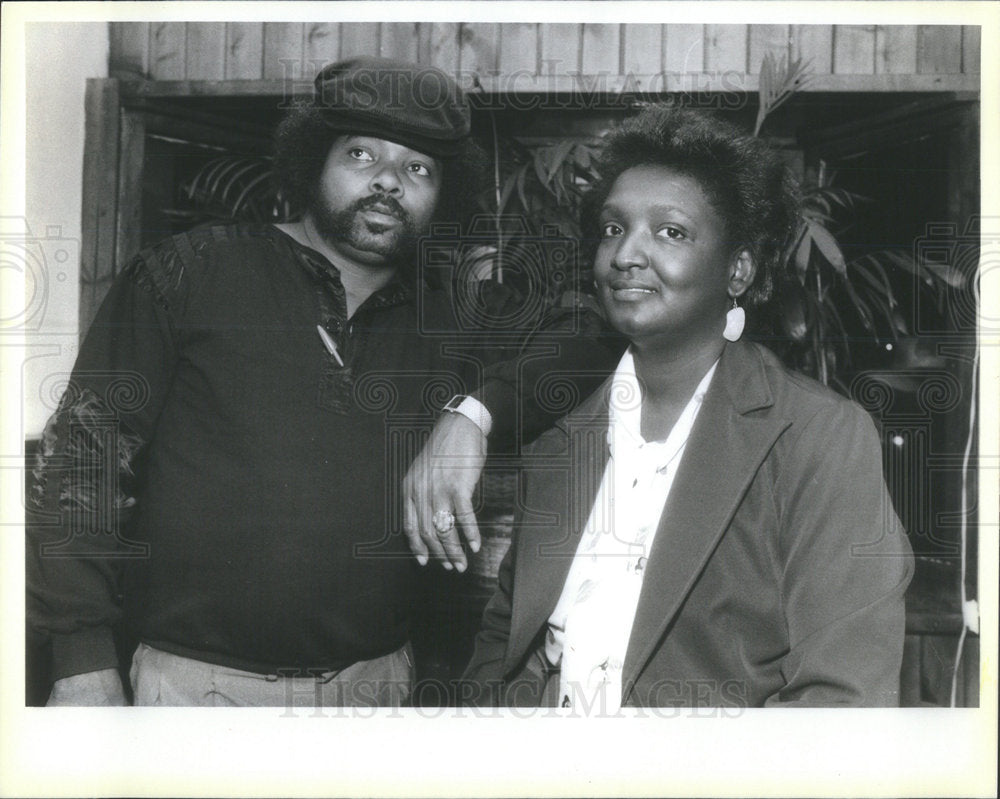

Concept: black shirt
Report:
left=29, top=224, right=478, bottom=676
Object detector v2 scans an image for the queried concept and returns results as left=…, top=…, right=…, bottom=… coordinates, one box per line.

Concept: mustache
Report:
left=352, top=194, right=408, bottom=222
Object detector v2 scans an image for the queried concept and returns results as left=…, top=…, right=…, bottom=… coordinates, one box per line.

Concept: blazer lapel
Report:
left=621, top=342, right=791, bottom=701
left=503, top=382, right=612, bottom=673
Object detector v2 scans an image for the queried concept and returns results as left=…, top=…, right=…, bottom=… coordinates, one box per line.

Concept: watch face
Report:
left=444, top=395, right=468, bottom=411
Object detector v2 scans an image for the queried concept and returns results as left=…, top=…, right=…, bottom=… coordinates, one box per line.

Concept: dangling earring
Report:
left=723, top=297, right=745, bottom=342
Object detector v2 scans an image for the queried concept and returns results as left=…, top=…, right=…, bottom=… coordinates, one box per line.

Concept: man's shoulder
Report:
left=137, top=223, right=277, bottom=265
left=128, top=224, right=280, bottom=301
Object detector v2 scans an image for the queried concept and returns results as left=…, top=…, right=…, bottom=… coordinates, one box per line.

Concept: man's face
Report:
left=309, top=135, right=442, bottom=267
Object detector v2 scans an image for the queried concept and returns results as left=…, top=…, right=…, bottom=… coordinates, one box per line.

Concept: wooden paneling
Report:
left=111, top=22, right=981, bottom=89
left=581, top=24, right=620, bottom=75
left=623, top=24, right=662, bottom=75
left=79, top=80, right=121, bottom=335
left=114, top=111, right=145, bottom=280
left=834, top=25, right=876, bottom=74
left=428, top=23, right=461, bottom=73
left=876, top=26, right=918, bottom=75
left=704, top=24, right=747, bottom=73
left=791, top=25, right=834, bottom=73
left=459, top=23, right=498, bottom=76
left=499, top=23, right=538, bottom=74
left=540, top=24, right=580, bottom=74
left=748, top=25, right=789, bottom=73
left=109, top=21, right=149, bottom=77
left=664, top=24, right=704, bottom=73
left=263, top=22, right=304, bottom=80
left=962, top=26, right=981, bottom=73
left=381, top=21, right=420, bottom=63
left=127, top=73, right=981, bottom=98
left=304, top=23, right=340, bottom=70
left=918, top=25, right=963, bottom=74
left=186, top=22, right=226, bottom=80
left=225, top=22, right=263, bottom=80
left=149, top=22, right=186, bottom=80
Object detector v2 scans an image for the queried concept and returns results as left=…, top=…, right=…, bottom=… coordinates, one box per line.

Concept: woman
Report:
left=461, top=106, right=914, bottom=710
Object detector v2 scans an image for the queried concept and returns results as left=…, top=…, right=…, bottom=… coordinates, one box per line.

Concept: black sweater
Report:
left=28, top=224, right=486, bottom=677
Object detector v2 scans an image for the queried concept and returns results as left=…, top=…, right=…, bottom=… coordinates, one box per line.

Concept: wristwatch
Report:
left=442, top=394, right=493, bottom=437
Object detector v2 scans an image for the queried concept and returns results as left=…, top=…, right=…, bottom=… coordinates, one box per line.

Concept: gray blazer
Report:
left=462, top=340, right=914, bottom=708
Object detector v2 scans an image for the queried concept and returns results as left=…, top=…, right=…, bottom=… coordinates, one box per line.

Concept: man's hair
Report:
left=273, top=104, right=488, bottom=230
left=580, top=104, right=801, bottom=309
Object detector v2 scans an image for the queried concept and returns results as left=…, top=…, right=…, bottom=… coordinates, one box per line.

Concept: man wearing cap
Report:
left=28, top=56, right=502, bottom=707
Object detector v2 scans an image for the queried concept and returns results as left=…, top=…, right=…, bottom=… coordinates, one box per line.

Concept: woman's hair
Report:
left=273, top=103, right=488, bottom=229
left=581, top=104, right=801, bottom=309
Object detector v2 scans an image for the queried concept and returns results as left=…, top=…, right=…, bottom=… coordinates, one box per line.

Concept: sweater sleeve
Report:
left=474, top=307, right=626, bottom=449
left=766, top=401, right=914, bottom=707
left=27, top=247, right=183, bottom=681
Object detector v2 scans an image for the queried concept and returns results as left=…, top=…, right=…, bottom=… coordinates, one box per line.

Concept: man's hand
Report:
left=403, top=411, right=487, bottom=572
left=46, top=668, right=128, bottom=706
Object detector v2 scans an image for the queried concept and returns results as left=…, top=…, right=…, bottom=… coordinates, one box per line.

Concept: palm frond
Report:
left=172, top=154, right=282, bottom=226
left=754, top=51, right=813, bottom=136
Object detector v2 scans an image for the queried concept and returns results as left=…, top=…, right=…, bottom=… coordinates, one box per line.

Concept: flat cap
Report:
left=312, top=56, right=471, bottom=159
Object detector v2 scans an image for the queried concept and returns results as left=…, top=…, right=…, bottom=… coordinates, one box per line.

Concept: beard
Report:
left=309, top=191, right=421, bottom=265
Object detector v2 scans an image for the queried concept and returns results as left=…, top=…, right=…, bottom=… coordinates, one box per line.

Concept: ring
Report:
left=432, top=510, right=456, bottom=535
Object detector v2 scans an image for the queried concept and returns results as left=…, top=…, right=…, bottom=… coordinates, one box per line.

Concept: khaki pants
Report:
left=129, top=642, right=413, bottom=707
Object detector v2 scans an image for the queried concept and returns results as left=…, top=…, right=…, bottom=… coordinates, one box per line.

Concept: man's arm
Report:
left=27, top=250, right=180, bottom=704
left=402, top=411, right=486, bottom=570
left=402, top=307, right=625, bottom=570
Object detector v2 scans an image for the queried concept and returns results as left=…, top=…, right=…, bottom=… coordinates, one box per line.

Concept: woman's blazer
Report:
left=462, top=340, right=914, bottom=708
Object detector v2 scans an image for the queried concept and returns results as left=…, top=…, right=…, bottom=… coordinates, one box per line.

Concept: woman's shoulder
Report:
left=748, top=342, right=865, bottom=416
left=742, top=342, right=881, bottom=456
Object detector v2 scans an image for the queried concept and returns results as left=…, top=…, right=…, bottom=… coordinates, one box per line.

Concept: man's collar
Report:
left=274, top=224, right=415, bottom=308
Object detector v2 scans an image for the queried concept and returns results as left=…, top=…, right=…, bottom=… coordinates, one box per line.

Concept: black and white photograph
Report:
left=1, top=1, right=997, bottom=796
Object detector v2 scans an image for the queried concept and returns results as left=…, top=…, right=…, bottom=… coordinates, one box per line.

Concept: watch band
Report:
left=443, top=395, right=492, bottom=437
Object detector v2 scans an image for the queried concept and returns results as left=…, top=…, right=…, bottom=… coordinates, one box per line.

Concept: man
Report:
left=28, top=56, right=493, bottom=707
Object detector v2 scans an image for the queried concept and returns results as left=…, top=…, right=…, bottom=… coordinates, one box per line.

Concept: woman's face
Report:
left=594, top=165, right=742, bottom=349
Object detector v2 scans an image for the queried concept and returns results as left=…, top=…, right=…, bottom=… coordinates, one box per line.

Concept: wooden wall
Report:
left=110, top=22, right=980, bottom=93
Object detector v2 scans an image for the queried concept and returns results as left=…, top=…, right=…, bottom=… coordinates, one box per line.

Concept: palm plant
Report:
left=756, top=55, right=964, bottom=388
left=163, top=154, right=287, bottom=227
left=471, top=117, right=604, bottom=315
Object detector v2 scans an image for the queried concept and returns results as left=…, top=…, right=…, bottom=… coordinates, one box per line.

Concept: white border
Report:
left=2, top=3, right=997, bottom=797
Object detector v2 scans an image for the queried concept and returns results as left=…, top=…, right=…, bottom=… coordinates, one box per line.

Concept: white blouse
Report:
left=544, top=348, right=718, bottom=713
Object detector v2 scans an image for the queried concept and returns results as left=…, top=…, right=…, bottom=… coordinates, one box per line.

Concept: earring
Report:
left=723, top=297, right=745, bottom=342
